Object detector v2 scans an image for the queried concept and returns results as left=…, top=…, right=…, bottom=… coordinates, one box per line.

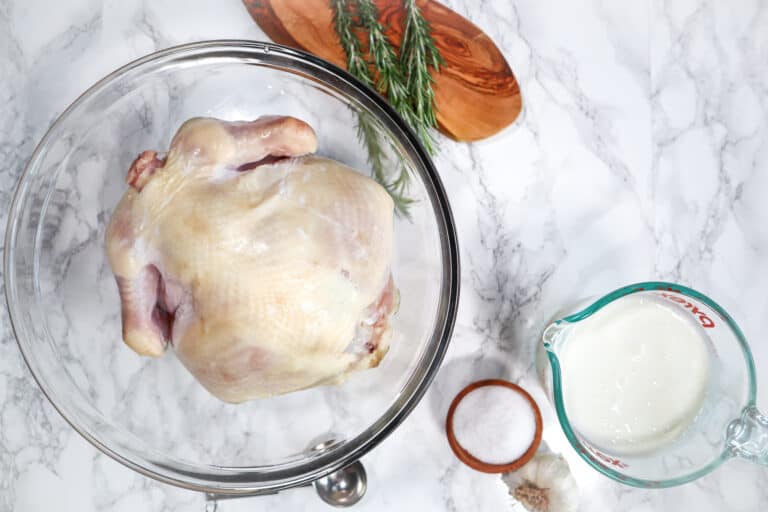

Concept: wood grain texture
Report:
left=243, top=0, right=521, bottom=141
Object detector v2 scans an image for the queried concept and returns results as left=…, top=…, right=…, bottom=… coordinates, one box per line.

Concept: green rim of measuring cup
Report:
left=546, top=281, right=757, bottom=488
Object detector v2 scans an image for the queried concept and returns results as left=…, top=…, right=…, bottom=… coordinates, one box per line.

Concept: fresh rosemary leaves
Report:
left=400, top=0, right=444, bottom=154
left=331, top=0, right=373, bottom=86
left=356, top=0, right=410, bottom=108
left=330, top=0, right=443, bottom=216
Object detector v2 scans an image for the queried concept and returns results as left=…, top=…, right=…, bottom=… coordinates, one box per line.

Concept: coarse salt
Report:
left=452, top=385, right=536, bottom=465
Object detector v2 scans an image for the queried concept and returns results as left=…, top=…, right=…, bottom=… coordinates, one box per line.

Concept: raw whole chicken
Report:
left=106, top=116, right=396, bottom=403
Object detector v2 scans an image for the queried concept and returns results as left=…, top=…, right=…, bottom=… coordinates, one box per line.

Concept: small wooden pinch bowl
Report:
left=445, top=379, right=543, bottom=473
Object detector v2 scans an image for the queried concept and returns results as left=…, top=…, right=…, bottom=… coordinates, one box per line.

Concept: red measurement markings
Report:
left=584, top=444, right=629, bottom=469
left=658, top=293, right=715, bottom=328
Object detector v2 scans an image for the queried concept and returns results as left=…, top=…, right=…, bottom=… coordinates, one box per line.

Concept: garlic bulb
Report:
left=501, top=450, right=579, bottom=512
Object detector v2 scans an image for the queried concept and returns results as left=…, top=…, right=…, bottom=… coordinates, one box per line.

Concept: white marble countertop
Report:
left=1, top=0, right=767, bottom=510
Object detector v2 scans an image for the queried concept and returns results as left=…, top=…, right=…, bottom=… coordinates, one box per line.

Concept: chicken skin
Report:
left=106, top=116, right=395, bottom=402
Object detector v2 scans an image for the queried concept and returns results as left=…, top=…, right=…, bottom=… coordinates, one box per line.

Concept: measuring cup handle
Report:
left=726, top=406, right=768, bottom=466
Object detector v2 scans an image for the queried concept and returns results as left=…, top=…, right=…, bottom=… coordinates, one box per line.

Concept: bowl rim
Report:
left=4, top=39, right=460, bottom=494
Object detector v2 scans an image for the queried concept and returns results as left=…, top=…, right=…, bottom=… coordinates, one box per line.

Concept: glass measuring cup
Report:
left=541, top=282, right=768, bottom=488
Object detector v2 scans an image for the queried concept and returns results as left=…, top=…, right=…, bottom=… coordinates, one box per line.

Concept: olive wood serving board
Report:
left=243, top=0, right=521, bottom=141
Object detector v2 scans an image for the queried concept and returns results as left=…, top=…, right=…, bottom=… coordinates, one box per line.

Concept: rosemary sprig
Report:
left=354, top=0, right=411, bottom=114
left=399, top=0, right=444, bottom=155
left=331, top=0, right=374, bottom=86
left=357, top=111, right=415, bottom=216
left=354, top=0, right=415, bottom=217
left=330, top=0, right=443, bottom=217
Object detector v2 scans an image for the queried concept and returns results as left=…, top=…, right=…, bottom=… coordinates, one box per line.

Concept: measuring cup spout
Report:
left=726, top=406, right=768, bottom=466
left=542, top=321, right=570, bottom=353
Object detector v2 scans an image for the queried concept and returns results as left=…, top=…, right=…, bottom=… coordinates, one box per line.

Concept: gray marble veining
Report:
left=1, top=0, right=767, bottom=510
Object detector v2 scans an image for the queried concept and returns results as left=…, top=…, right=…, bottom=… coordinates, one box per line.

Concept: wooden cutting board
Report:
left=242, top=0, right=521, bottom=142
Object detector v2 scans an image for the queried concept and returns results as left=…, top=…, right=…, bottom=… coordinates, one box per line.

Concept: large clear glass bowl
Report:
left=4, top=41, right=459, bottom=494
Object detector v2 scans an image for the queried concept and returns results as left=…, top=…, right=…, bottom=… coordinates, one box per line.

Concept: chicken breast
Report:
left=106, top=116, right=395, bottom=402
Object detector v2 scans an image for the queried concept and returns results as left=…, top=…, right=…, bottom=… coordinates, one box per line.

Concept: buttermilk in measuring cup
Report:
left=558, top=294, right=711, bottom=455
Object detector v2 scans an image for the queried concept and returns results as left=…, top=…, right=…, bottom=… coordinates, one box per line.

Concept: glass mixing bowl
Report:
left=4, top=41, right=459, bottom=494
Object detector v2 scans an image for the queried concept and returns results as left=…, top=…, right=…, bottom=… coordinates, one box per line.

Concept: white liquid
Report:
left=560, top=294, right=710, bottom=455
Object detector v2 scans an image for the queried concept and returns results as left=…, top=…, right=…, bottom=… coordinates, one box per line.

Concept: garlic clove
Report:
left=501, top=449, right=579, bottom=512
